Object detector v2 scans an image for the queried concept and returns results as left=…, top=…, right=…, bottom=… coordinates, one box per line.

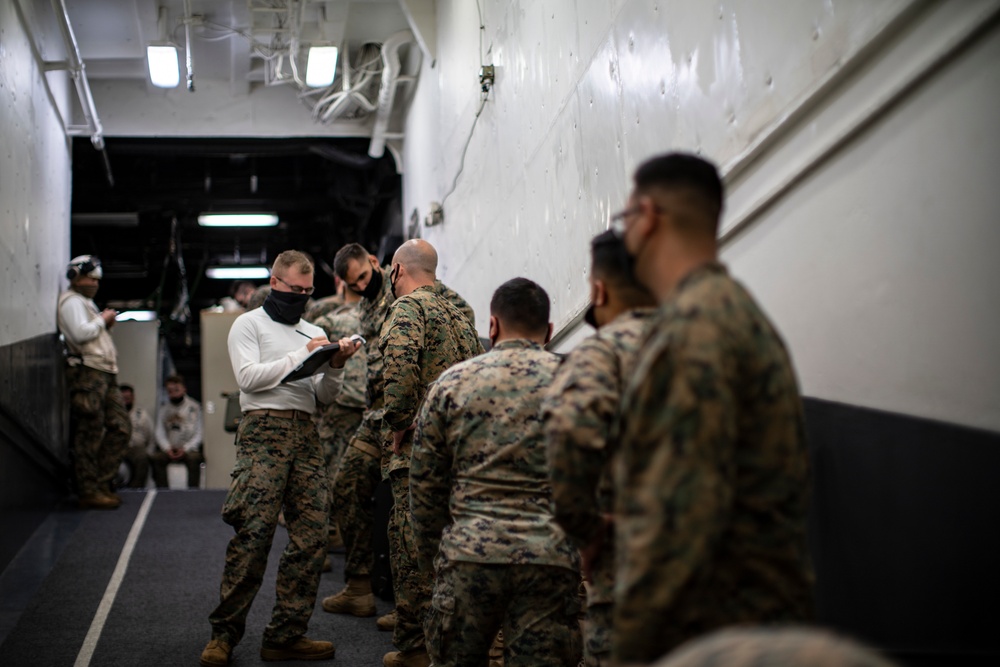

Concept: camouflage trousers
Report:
left=329, top=437, right=381, bottom=579
left=317, top=404, right=365, bottom=479
left=209, top=413, right=329, bottom=647
left=389, top=469, right=432, bottom=652
left=65, top=365, right=131, bottom=497
left=582, top=602, right=611, bottom=666
left=425, top=559, right=582, bottom=667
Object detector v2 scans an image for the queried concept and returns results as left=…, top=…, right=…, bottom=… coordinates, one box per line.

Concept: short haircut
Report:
left=490, top=277, right=550, bottom=336
left=164, top=374, right=185, bottom=386
left=272, top=250, right=314, bottom=277
left=633, top=152, right=724, bottom=233
left=333, top=243, right=371, bottom=279
left=591, top=231, right=651, bottom=297
left=119, top=384, right=134, bottom=393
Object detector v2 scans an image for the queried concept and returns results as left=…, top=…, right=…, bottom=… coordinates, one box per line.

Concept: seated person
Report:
left=150, top=374, right=205, bottom=488
left=121, top=384, right=154, bottom=488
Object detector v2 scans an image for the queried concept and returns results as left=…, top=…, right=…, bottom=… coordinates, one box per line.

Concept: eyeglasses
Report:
left=609, top=206, right=642, bottom=238
left=609, top=201, right=665, bottom=237
left=274, top=275, right=315, bottom=295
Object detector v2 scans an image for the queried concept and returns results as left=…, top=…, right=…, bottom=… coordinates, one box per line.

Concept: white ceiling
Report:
left=65, top=0, right=411, bottom=82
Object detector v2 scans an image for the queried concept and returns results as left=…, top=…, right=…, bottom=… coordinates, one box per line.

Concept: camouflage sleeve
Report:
left=543, top=337, right=618, bottom=544
left=434, top=280, right=476, bottom=327
left=410, top=379, right=454, bottom=573
left=380, top=297, right=425, bottom=432
left=619, top=317, right=737, bottom=617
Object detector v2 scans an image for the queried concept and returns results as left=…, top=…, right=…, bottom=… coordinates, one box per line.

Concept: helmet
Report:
left=66, top=255, right=103, bottom=280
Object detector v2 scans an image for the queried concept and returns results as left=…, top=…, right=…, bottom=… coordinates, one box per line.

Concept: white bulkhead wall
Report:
left=403, top=0, right=1000, bottom=433
left=0, top=0, right=73, bottom=347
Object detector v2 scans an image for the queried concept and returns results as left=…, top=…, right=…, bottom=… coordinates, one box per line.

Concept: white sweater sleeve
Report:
left=228, top=314, right=312, bottom=393
left=60, top=297, right=105, bottom=345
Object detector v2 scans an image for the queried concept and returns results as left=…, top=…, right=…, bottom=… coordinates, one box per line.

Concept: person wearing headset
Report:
left=57, top=255, right=132, bottom=510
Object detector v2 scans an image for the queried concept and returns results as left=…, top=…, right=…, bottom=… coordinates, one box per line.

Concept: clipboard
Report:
left=281, top=343, right=341, bottom=383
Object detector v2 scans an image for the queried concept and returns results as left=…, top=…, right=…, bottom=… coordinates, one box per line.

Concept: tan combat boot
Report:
left=199, top=638, right=231, bottom=667
left=382, top=649, right=430, bottom=667
left=321, top=577, right=376, bottom=616
left=260, top=636, right=335, bottom=662
left=376, top=609, right=397, bottom=631
left=79, top=494, right=120, bottom=510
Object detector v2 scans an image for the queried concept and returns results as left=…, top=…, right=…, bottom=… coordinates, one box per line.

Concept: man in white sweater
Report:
left=150, top=374, right=204, bottom=488
left=56, top=255, right=131, bottom=510
left=201, top=250, right=361, bottom=667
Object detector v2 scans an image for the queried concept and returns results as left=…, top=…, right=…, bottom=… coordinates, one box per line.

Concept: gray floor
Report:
left=0, top=489, right=394, bottom=667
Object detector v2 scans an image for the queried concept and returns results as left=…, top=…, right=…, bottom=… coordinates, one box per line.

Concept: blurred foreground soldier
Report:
left=610, top=153, right=813, bottom=663
left=412, top=278, right=582, bottom=667
left=57, top=255, right=131, bottom=509
left=120, top=384, right=154, bottom=488
left=201, top=251, right=361, bottom=667
left=542, top=232, right=656, bottom=666
left=322, top=242, right=474, bottom=633
left=380, top=239, right=484, bottom=667
left=150, top=374, right=205, bottom=488
left=653, top=627, right=898, bottom=667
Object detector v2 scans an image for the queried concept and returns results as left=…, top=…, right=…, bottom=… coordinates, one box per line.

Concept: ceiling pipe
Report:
left=368, top=30, right=416, bottom=159
left=49, top=0, right=113, bottom=186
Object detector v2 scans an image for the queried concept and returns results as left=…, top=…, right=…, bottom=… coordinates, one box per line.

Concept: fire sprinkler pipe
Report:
left=368, top=30, right=416, bottom=159
left=50, top=0, right=114, bottom=186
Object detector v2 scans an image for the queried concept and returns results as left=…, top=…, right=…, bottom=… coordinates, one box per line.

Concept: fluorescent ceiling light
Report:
left=306, top=46, right=339, bottom=87
left=198, top=213, right=279, bottom=227
left=116, top=310, right=158, bottom=322
left=206, top=267, right=271, bottom=280
left=147, top=44, right=180, bottom=88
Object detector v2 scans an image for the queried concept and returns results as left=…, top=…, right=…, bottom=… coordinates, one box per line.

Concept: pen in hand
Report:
left=295, top=330, right=312, bottom=339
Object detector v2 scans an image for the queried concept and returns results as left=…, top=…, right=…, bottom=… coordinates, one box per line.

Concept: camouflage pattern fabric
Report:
left=582, top=602, right=612, bottom=667
left=310, top=302, right=367, bottom=411
left=652, top=627, right=898, bottom=667
left=379, top=285, right=483, bottom=474
left=318, top=405, right=364, bottom=487
left=425, top=558, right=582, bottom=667
left=410, top=339, right=575, bottom=572
left=613, top=262, right=814, bottom=664
left=209, top=413, right=329, bottom=647
left=304, top=294, right=345, bottom=322
left=379, top=284, right=482, bottom=654
left=542, top=308, right=654, bottom=664
left=65, top=365, right=131, bottom=497
left=388, top=470, right=431, bottom=652
left=330, top=438, right=381, bottom=579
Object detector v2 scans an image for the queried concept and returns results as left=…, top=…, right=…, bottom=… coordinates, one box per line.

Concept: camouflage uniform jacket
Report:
left=542, top=307, right=654, bottom=605
left=379, top=285, right=484, bottom=473
left=614, top=262, right=814, bottom=661
left=358, top=267, right=475, bottom=417
left=311, top=302, right=367, bottom=409
left=411, top=339, right=578, bottom=575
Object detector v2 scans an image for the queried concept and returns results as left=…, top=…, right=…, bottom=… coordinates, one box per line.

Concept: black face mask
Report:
left=74, top=284, right=99, bottom=299
left=584, top=303, right=598, bottom=329
left=169, top=395, right=184, bottom=405
left=263, top=289, right=310, bottom=324
left=360, top=265, right=383, bottom=300
left=124, top=402, right=134, bottom=411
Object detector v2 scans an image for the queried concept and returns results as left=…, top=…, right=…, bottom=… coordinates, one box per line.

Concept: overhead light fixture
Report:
left=306, top=46, right=339, bottom=87
left=116, top=310, right=158, bottom=322
left=206, top=267, right=271, bottom=280
left=147, top=44, right=180, bottom=88
left=198, top=213, right=279, bottom=227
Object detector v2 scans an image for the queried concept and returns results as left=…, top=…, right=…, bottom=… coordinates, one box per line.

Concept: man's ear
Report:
left=489, top=316, right=499, bottom=341
left=594, top=279, right=608, bottom=307
left=544, top=323, right=553, bottom=345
